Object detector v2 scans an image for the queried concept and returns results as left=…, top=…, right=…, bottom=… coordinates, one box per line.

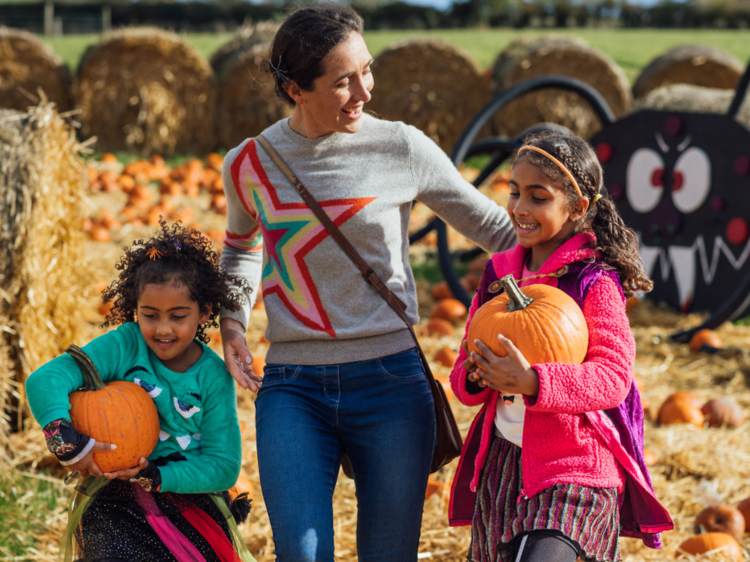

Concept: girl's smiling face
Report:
left=137, top=280, right=210, bottom=372
left=508, top=158, right=587, bottom=268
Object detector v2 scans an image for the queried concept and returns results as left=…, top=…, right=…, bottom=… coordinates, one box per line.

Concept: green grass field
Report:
left=44, top=28, right=750, bottom=83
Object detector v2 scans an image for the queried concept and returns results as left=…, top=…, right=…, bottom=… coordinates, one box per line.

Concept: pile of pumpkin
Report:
left=675, top=499, right=750, bottom=561
left=83, top=152, right=227, bottom=245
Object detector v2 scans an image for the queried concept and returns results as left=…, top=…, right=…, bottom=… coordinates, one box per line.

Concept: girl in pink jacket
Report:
left=449, top=132, right=673, bottom=562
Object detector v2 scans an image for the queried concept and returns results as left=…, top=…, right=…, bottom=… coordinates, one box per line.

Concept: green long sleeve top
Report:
left=25, top=322, right=242, bottom=495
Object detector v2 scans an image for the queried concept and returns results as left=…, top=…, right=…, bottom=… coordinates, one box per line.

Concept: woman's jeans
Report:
left=256, top=348, right=436, bottom=562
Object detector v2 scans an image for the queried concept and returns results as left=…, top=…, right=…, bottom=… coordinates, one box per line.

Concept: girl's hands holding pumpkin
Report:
left=104, top=457, right=149, bottom=480
left=67, top=441, right=118, bottom=478
left=470, top=335, right=540, bottom=397
left=461, top=339, right=487, bottom=388
left=220, top=318, right=262, bottom=392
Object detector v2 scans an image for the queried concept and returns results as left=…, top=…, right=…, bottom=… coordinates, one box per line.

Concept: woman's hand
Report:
left=66, top=441, right=117, bottom=478
left=220, top=318, right=262, bottom=392
left=104, top=457, right=149, bottom=480
left=470, top=335, right=540, bottom=397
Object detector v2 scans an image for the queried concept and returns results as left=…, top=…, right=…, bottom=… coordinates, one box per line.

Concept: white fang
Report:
left=176, top=435, right=192, bottom=450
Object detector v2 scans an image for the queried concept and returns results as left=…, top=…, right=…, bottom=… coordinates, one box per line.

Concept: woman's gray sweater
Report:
left=220, top=114, right=515, bottom=365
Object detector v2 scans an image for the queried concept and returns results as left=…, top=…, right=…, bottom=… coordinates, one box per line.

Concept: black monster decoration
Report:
left=589, top=77, right=750, bottom=318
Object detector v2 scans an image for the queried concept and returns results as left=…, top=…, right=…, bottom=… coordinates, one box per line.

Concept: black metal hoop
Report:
left=432, top=75, right=617, bottom=307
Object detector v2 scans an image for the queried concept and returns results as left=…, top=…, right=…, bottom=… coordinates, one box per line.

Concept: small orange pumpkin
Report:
left=425, top=476, right=442, bottom=501
left=431, top=298, right=467, bottom=323
left=229, top=471, right=254, bottom=501
left=434, top=375, right=454, bottom=402
left=467, top=275, right=588, bottom=365
left=658, top=397, right=704, bottom=428
left=252, top=355, right=266, bottom=377
left=425, top=318, right=455, bottom=337
left=643, top=448, right=657, bottom=466
left=434, top=347, right=458, bottom=368
left=690, top=329, right=723, bottom=352
left=430, top=281, right=453, bottom=302
left=676, top=532, right=741, bottom=561
left=67, top=345, right=160, bottom=473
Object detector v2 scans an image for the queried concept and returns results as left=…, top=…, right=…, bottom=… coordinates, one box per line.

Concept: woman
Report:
left=219, top=4, right=516, bottom=561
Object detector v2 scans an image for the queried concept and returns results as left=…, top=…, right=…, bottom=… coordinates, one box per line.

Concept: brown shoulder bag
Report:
left=256, top=134, right=463, bottom=478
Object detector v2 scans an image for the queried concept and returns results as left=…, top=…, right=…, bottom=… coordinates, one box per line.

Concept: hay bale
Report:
left=210, top=21, right=280, bottom=80
left=0, top=27, right=72, bottom=112
left=0, top=101, right=91, bottom=458
left=633, top=45, right=744, bottom=100
left=215, top=42, right=292, bottom=150
left=74, top=28, right=216, bottom=155
left=491, top=36, right=631, bottom=140
left=366, top=39, right=492, bottom=154
left=633, top=84, right=750, bottom=129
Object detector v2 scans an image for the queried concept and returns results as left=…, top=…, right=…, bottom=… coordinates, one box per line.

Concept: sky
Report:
left=402, top=0, right=663, bottom=10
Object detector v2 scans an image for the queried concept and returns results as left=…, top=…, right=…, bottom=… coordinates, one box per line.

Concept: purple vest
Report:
left=476, top=259, right=666, bottom=548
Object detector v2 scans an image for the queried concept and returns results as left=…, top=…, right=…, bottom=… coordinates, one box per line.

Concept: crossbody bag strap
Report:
left=255, top=134, right=446, bottom=412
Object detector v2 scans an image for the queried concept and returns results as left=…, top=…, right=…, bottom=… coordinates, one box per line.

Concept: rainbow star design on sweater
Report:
left=230, top=139, right=375, bottom=336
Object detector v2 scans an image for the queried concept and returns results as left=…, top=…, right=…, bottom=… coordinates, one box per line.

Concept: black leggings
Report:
left=512, top=530, right=580, bottom=562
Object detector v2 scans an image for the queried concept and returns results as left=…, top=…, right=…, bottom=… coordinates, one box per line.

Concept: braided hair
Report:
left=101, top=221, right=251, bottom=343
left=513, top=131, right=653, bottom=297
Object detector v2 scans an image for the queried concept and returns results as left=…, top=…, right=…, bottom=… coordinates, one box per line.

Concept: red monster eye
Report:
left=651, top=168, right=664, bottom=187
left=672, top=171, right=684, bottom=192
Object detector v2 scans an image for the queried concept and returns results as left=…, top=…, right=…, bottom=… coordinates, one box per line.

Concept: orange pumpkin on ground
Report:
left=694, top=505, right=745, bottom=541
left=736, top=498, right=750, bottom=532
left=690, top=329, right=723, bottom=352
left=430, top=281, right=453, bottom=301
left=658, top=396, right=704, bottom=428
left=425, top=318, right=455, bottom=337
left=701, top=398, right=745, bottom=428
left=643, top=448, right=657, bottom=466
left=252, top=355, right=266, bottom=377
left=434, top=375, right=454, bottom=402
left=430, top=298, right=467, bottom=323
left=434, top=347, right=458, bottom=368
left=467, top=275, right=588, bottom=364
left=67, top=345, right=160, bottom=473
left=229, top=471, right=254, bottom=501
left=89, top=225, right=111, bottom=243
left=676, top=532, right=741, bottom=561
left=425, top=476, right=442, bottom=501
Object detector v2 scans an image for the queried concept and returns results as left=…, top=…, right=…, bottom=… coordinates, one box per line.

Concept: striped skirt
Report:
left=469, top=435, right=621, bottom=562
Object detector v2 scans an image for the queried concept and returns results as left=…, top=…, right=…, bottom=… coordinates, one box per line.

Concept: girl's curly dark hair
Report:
left=101, top=221, right=251, bottom=343
left=514, top=131, right=653, bottom=298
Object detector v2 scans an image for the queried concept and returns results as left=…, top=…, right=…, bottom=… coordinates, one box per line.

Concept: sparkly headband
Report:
left=518, top=146, right=584, bottom=198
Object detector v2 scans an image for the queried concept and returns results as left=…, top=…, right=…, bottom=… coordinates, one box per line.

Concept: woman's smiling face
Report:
left=507, top=158, right=578, bottom=255
left=286, top=31, right=374, bottom=138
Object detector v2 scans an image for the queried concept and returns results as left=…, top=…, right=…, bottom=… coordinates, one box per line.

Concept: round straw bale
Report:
left=491, top=35, right=631, bottom=140
left=632, top=84, right=750, bottom=129
left=633, top=45, right=744, bottom=100
left=0, top=101, right=91, bottom=449
left=215, top=42, right=292, bottom=150
left=210, top=21, right=280, bottom=79
left=0, top=27, right=72, bottom=112
left=366, top=39, right=492, bottom=154
left=74, top=28, right=216, bottom=155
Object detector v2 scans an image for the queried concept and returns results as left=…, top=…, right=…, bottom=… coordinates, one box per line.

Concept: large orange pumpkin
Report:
left=467, top=275, right=588, bottom=364
left=676, top=532, right=742, bottom=561
left=67, top=345, right=160, bottom=473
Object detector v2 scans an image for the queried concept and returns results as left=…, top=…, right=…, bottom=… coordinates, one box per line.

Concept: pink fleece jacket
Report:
left=449, top=233, right=634, bottom=513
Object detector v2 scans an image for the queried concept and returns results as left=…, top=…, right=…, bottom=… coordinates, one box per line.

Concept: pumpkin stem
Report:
left=66, top=344, right=106, bottom=391
left=501, top=275, right=534, bottom=312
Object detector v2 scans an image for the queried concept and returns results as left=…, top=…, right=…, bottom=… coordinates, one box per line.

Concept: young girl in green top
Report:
left=26, top=222, right=256, bottom=562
